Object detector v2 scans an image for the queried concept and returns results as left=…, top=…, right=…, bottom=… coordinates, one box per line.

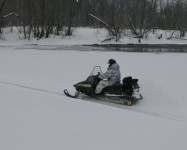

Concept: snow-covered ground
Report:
left=0, top=45, right=187, bottom=150
left=0, top=28, right=187, bottom=150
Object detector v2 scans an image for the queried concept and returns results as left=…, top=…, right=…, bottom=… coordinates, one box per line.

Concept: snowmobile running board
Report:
left=64, top=89, right=142, bottom=106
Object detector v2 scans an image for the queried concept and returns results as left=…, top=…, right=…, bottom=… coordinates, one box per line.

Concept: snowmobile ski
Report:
left=64, top=89, right=80, bottom=98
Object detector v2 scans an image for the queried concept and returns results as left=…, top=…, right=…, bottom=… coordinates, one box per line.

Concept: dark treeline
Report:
left=0, top=0, right=187, bottom=40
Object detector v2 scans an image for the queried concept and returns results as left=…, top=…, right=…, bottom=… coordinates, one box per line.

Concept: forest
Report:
left=0, top=0, right=187, bottom=41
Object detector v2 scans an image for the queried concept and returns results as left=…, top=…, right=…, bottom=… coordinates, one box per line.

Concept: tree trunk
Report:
left=39, top=0, right=45, bottom=38
left=66, top=0, right=73, bottom=36
left=0, top=0, right=6, bottom=34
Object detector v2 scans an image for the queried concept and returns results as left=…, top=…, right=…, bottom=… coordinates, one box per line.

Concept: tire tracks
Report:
left=0, top=81, right=64, bottom=96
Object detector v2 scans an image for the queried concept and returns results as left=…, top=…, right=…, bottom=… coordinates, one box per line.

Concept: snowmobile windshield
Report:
left=90, top=66, right=102, bottom=76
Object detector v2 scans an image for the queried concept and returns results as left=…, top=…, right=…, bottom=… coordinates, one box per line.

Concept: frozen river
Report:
left=3, top=44, right=186, bottom=53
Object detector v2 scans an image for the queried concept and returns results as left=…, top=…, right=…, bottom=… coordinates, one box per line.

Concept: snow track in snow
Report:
left=0, top=81, right=64, bottom=96
left=0, top=80, right=185, bottom=123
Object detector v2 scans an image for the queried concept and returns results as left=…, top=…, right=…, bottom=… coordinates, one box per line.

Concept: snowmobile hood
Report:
left=74, top=83, right=92, bottom=88
left=108, top=63, right=120, bottom=71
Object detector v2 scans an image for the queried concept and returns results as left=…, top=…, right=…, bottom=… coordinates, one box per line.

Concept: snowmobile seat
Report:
left=113, top=82, right=123, bottom=88
left=102, top=82, right=123, bottom=95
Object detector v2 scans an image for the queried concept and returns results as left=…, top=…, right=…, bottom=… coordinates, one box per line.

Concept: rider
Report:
left=95, top=59, right=121, bottom=94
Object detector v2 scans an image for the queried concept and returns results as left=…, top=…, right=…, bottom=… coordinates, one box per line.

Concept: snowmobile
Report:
left=64, top=66, right=143, bottom=106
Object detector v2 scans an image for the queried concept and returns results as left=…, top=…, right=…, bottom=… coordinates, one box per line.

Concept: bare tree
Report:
left=127, top=0, right=158, bottom=38
left=89, top=14, right=118, bottom=41
left=0, top=0, right=6, bottom=34
left=1, top=0, right=187, bottom=40
left=55, top=0, right=65, bottom=35
left=65, top=0, right=80, bottom=36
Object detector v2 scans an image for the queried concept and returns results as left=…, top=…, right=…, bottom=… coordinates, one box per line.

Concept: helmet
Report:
left=108, top=59, right=116, bottom=65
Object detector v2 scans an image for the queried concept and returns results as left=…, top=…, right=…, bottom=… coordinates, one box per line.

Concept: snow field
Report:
left=0, top=46, right=187, bottom=150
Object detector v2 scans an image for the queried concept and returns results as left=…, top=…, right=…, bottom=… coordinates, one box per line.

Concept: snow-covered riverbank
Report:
left=1, top=27, right=187, bottom=46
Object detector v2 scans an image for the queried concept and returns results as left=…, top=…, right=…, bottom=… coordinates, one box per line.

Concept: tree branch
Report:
left=3, top=12, right=19, bottom=18
left=88, top=14, right=116, bottom=38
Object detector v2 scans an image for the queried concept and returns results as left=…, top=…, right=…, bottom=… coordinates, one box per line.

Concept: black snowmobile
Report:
left=64, top=66, right=143, bottom=106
